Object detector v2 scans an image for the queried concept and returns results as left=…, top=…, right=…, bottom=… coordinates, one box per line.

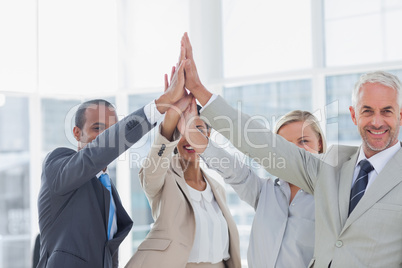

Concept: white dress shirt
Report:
left=201, top=141, right=315, bottom=268
left=352, top=142, right=401, bottom=190
left=186, top=179, right=230, bottom=264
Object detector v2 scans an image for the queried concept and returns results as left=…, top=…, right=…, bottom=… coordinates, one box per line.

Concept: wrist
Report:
left=155, top=94, right=170, bottom=114
left=165, top=108, right=181, bottom=121
left=192, top=84, right=212, bottom=106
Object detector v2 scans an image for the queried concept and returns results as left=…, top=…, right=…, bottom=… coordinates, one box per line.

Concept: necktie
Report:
left=99, top=173, right=115, bottom=240
left=348, top=159, right=374, bottom=215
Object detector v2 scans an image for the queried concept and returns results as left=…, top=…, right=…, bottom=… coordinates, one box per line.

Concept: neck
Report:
left=179, top=158, right=203, bottom=183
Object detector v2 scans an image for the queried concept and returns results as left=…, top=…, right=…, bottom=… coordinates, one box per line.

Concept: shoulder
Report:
left=46, top=147, right=76, bottom=159
left=320, top=144, right=359, bottom=166
left=43, top=147, right=76, bottom=166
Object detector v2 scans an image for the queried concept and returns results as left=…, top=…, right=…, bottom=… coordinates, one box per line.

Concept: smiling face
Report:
left=277, top=121, right=322, bottom=154
left=177, top=117, right=210, bottom=163
left=349, top=82, right=402, bottom=158
left=73, top=104, right=118, bottom=150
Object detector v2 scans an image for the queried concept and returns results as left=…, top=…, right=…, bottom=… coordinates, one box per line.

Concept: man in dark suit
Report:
left=36, top=58, right=188, bottom=268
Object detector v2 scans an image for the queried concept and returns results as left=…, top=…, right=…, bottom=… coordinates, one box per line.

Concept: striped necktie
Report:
left=99, top=173, right=115, bottom=239
left=348, top=159, right=374, bottom=215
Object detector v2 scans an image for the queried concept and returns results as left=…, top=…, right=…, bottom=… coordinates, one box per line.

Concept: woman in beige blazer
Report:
left=125, top=69, right=241, bottom=268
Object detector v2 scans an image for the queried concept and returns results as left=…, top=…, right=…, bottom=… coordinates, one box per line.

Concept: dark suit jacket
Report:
left=37, top=107, right=154, bottom=268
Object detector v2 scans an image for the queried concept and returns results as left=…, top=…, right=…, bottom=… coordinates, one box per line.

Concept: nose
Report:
left=371, top=112, right=385, bottom=128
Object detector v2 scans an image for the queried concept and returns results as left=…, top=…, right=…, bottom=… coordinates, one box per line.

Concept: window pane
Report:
left=128, top=93, right=159, bottom=252
left=224, top=79, right=312, bottom=119
left=38, top=0, right=118, bottom=94
left=222, top=0, right=312, bottom=78
left=0, top=1, right=36, bottom=93
left=325, top=0, right=402, bottom=66
left=121, top=0, right=189, bottom=89
left=385, top=10, right=402, bottom=61
left=41, top=99, right=81, bottom=152
left=325, top=14, right=382, bottom=66
left=0, top=96, right=30, bottom=268
left=325, top=0, right=381, bottom=19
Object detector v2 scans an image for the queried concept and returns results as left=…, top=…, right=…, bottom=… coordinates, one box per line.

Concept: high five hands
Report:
left=160, top=32, right=212, bottom=152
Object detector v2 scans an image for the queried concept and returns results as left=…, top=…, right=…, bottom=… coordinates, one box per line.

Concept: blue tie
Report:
left=349, top=159, right=374, bottom=215
left=99, top=173, right=115, bottom=240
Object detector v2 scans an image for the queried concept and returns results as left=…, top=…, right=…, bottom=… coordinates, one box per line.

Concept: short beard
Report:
left=360, top=128, right=396, bottom=153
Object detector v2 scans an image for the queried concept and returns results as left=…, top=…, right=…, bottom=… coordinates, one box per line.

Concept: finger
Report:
left=177, top=59, right=186, bottom=78
left=184, top=32, right=194, bottom=60
left=179, top=44, right=185, bottom=62
left=170, top=66, right=175, bottom=83
left=164, top=74, right=169, bottom=92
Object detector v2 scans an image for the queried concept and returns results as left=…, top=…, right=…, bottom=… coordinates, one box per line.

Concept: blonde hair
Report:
left=274, top=110, right=327, bottom=153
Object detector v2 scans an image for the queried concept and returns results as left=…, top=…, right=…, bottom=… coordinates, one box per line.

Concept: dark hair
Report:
left=196, top=104, right=210, bottom=131
left=75, top=99, right=115, bottom=129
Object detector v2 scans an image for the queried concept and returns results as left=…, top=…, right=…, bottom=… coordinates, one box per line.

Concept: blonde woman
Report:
left=179, top=100, right=326, bottom=268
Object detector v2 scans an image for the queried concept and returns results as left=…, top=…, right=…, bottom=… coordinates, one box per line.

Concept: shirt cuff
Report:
left=199, top=94, right=218, bottom=113
left=144, top=100, right=164, bottom=125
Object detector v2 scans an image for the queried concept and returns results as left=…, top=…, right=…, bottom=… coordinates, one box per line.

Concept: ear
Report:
left=318, top=138, right=323, bottom=153
left=73, top=126, right=81, bottom=142
left=206, top=127, right=211, bottom=138
left=400, top=108, right=402, bottom=126
left=349, top=106, right=357, bottom=126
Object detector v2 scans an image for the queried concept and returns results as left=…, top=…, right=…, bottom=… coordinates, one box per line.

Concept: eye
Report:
left=300, top=139, right=309, bottom=145
left=196, top=127, right=207, bottom=135
left=93, top=126, right=105, bottom=131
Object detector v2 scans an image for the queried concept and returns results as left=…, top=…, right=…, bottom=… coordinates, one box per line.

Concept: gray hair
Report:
left=352, top=70, right=402, bottom=108
left=274, top=110, right=327, bottom=154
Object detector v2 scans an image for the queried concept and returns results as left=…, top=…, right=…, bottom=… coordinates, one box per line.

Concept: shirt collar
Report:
left=356, top=142, right=401, bottom=174
left=96, top=168, right=109, bottom=179
left=186, top=179, right=214, bottom=202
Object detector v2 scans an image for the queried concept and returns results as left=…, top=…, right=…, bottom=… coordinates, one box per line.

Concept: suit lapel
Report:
left=92, top=177, right=108, bottom=235
left=338, top=150, right=359, bottom=228
left=204, top=175, right=226, bottom=214
left=170, top=155, right=192, bottom=204
left=343, top=149, right=402, bottom=230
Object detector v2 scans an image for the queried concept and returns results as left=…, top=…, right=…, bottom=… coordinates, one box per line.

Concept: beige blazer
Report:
left=201, top=95, right=402, bottom=268
left=125, top=125, right=241, bottom=268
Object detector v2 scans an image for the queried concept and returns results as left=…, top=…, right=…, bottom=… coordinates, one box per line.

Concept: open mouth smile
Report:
left=184, top=145, right=195, bottom=153
left=367, top=129, right=388, bottom=136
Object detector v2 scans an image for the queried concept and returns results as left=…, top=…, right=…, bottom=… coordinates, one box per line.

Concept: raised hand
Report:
left=160, top=66, right=193, bottom=141
left=181, top=32, right=212, bottom=106
left=181, top=33, right=202, bottom=92
left=164, top=59, right=186, bottom=104
left=155, top=58, right=187, bottom=114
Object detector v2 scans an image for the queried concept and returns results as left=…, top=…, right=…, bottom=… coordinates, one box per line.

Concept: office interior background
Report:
left=1, top=0, right=402, bottom=267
